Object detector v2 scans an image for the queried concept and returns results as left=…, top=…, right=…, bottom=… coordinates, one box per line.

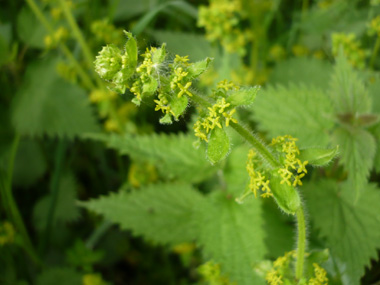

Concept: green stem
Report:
left=85, top=220, right=113, bottom=249
left=25, top=0, right=95, bottom=90
left=295, top=202, right=306, bottom=282
left=370, top=35, right=380, bottom=69
left=58, top=0, right=103, bottom=87
left=0, top=135, right=41, bottom=265
left=40, top=140, right=66, bottom=254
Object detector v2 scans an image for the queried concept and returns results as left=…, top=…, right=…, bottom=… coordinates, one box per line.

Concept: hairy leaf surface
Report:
left=252, top=84, right=334, bottom=147
left=269, top=57, right=333, bottom=90
left=86, top=132, right=216, bottom=183
left=81, top=183, right=205, bottom=245
left=198, top=193, right=266, bottom=285
left=330, top=52, right=371, bottom=114
left=152, top=31, right=213, bottom=61
left=332, top=127, right=375, bottom=196
left=304, top=180, right=380, bottom=284
left=12, top=58, right=99, bottom=138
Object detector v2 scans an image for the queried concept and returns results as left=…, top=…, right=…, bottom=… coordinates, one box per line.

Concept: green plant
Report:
left=2, top=1, right=380, bottom=284
left=82, top=32, right=342, bottom=284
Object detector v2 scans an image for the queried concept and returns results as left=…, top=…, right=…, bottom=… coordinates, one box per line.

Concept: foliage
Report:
left=1, top=0, right=380, bottom=284
left=303, top=180, right=380, bottom=284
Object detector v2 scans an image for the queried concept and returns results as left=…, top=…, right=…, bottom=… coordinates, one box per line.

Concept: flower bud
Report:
left=94, top=44, right=123, bottom=81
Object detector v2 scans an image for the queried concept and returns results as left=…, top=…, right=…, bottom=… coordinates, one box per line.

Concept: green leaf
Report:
left=124, top=31, right=138, bottom=69
left=269, top=172, right=300, bottom=215
left=152, top=43, right=166, bottom=64
left=17, top=7, right=47, bottom=48
left=66, top=240, right=104, bottom=271
left=187, top=57, right=213, bottom=79
left=261, top=200, right=294, bottom=259
left=152, top=31, right=213, bottom=61
left=13, top=139, right=47, bottom=187
left=371, top=123, right=380, bottom=172
left=198, top=193, right=266, bottom=285
left=85, top=132, right=216, bottom=183
left=332, top=127, right=375, bottom=197
left=159, top=113, right=173, bottom=124
left=36, top=267, right=82, bottom=285
left=298, top=146, right=339, bottom=167
left=330, top=51, right=371, bottom=115
left=269, top=57, right=333, bottom=90
left=223, top=144, right=250, bottom=196
left=0, top=23, right=11, bottom=67
left=206, top=126, right=230, bottom=164
left=368, top=77, right=380, bottom=114
left=33, top=173, right=80, bottom=230
left=168, top=94, right=188, bottom=119
left=113, top=0, right=151, bottom=21
left=80, top=183, right=205, bottom=245
left=142, top=75, right=158, bottom=96
left=226, top=86, right=260, bottom=107
left=11, top=58, right=100, bottom=138
left=252, top=84, right=334, bottom=147
left=303, top=180, right=380, bottom=284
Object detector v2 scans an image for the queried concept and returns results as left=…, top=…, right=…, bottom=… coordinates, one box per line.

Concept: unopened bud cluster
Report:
left=94, top=32, right=212, bottom=124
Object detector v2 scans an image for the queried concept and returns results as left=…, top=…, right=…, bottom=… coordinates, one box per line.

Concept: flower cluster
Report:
left=82, top=273, right=107, bottom=285
left=246, top=149, right=272, bottom=198
left=193, top=80, right=239, bottom=142
left=309, top=263, right=329, bottom=285
left=265, top=251, right=328, bottom=285
left=198, top=0, right=251, bottom=55
left=332, top=33, right=367, bottom=69
left=368, top=15, right=380, bottom=37
left=271, top=135, right=308, bottom=187
left=44, top=26, right=69, bottom=49
left=266, top=251, right=296, bottom=285
left=94, top=33, right=212, bottom=124
left=0, top=221, right=15, bottom=246
left=130, top=47, right=161, bottom=104
left=153, top=55, right=196, bottom=123
left=198, top=261, right=233, bottom=285
left=242, top=135, right=307, bottom=203
left=91, top=19, right=124, bottom=45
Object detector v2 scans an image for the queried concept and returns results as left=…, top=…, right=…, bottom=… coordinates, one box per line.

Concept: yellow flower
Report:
left=82, top=274, right=107, bottom=285
left=0, top=221, right=15, bottom=246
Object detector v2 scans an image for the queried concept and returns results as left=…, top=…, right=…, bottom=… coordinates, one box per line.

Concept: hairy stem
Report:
left=229, top=121, right=280, bottom=169
left=0, top=135, right=41, bottom=265
left=25, top=0, right=95, bottom=90
left=295, top=202, right=306, bottom=281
